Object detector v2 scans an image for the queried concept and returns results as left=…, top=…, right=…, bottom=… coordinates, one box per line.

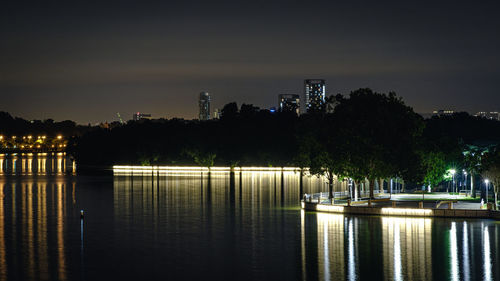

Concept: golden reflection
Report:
left=57, top=157, right=63, bottom=174
left=36, top=157, right=41, bottom=174
left=316, top=213, right=345, bottom=281
left=382, top=217, right=432, bottom=281
left=0, top=184, right=6, bottom=281
left=38, top=182, right=49, bottom=280
left=301, top=210, right=306, bottom=281
left=114, top=169, right=326, bottom=281
left=27, top=157, right=32, bottom=174
left=0, top=153, right=72, bottom=175
left=57, top=183, right=66, bottom=281
left=27, top=183, right=35, bottom=279
left=0, top=177, right=71, bottom=279
left=11, top=183, right=16, bottom=254
left=12, top=156, right=18, bottom=175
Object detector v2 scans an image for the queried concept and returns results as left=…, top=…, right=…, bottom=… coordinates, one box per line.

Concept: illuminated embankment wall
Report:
left=301, top=202, right=498, bottom=220
left=113, top=165, right=304, bottom=173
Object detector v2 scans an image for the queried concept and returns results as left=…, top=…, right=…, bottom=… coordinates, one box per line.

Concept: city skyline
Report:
left=1, top=83, right=500, bottom=124
left=2, top=1, right=500, bottom=124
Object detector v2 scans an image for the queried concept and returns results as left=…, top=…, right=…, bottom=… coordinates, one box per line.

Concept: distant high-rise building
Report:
left=279, top=94, right=300, bottom=115
left=474, top=111, right=500, bottom=121
left=304, top=79, right=326, bottom=113
left=199, top=92, right=211, bottom=121
left=213, top=108, right=221, bottom=119
left=133, top=112, right=152, bottom=121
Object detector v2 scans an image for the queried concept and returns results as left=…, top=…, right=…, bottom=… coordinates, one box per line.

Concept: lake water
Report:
left=0, top=155, right=498, bottom=281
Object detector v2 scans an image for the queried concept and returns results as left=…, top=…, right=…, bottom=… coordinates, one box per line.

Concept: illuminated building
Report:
left=304, top=79, right=326, bottom=113
left=132, top=112, right=152, bottom=121
left=213, top=108, right=221, bottom=119
left=474, top=111, right=500, bottom=121
left=199, top=92, right=211, bottom=121
left=279, top=94, right=300, bottom=115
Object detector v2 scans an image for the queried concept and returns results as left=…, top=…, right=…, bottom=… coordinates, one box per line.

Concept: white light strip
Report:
left=381, top=208, right=432, bottom=216
left=304, top=204, right=434, bottom=217
left=113, top=165, right=303, bottom=173
left=315, top=204, right=345, bottom=213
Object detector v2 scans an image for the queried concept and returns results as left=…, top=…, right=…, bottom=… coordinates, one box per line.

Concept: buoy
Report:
left=80, top=210, right=84, bottom=219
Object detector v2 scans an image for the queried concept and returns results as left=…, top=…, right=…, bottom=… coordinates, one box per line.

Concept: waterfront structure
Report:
left=199, top=92, right=211, bottom=121
left=474, top=111, right=500, bottom=121
left=279, top=94, right=300, bottom=115
left=304, top=79, right=326, bottom=113
left=132, top=112, right=152, bottom=121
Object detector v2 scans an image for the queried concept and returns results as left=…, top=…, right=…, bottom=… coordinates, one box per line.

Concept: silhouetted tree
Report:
left=481, top=146, right=500, bottom=209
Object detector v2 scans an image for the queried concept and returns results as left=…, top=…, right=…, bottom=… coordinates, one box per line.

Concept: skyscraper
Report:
left=278, top=94, right=300, bottom=115
left=199, top=92, right=211, bottom=121
left=304, top=79, right=326, bottom=113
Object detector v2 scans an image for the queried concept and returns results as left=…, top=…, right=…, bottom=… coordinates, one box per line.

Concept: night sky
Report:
left=1, top=0, right=499, bottom=124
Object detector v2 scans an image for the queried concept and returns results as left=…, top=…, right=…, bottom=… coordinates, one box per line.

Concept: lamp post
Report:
left=485, top=179, right=489, bottom=203
left=463, top=170, right=468, bottom=194
left=450, top=169, right=456, bottom=194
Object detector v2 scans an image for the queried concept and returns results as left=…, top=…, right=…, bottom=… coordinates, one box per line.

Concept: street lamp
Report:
left=450, top=169, right=456, bottom=194
left=485, top=179, right=489, bottom=203
left=463, top=170, right=468, bottom=194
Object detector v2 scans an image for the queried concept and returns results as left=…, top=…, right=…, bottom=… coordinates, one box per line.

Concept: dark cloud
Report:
left=1, top=0, right=499, bottom=123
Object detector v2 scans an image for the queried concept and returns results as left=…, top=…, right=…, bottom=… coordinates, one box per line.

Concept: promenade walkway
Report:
left=302, top=192, right=499, bottom=219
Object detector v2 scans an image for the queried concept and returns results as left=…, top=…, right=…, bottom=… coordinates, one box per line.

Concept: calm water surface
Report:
left=0, top=154, right=498, bottom=281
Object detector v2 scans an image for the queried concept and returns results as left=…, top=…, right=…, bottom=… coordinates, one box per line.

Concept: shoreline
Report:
left=302, top=201, right=500, bottom=220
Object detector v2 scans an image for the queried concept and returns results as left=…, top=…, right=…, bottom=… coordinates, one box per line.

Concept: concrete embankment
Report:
left=302, top=201, right=500, bottom=220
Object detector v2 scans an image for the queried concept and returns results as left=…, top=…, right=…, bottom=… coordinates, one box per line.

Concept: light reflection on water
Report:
left=0, top=153, right=75, bottom=175
left=303, top=211, right=497, bottom=281
left=0, top=166, right=497, bottom=281
left=483, top=223, right=491, bottom=281
left=0, top=178, right=73, bottom=280
left=451, top=222, right=459, bottom=281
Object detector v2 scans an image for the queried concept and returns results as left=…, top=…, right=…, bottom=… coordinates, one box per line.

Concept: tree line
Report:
left=2, top=89, right=500, bottom=208
left=0, top=111, right=93, bottom=137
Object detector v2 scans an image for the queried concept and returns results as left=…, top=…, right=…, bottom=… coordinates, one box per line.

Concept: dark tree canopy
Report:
left=3, top=88, right=500, bottom=195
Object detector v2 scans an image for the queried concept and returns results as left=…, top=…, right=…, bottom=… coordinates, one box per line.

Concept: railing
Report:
left=304, top=190, right=391, bottom=204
